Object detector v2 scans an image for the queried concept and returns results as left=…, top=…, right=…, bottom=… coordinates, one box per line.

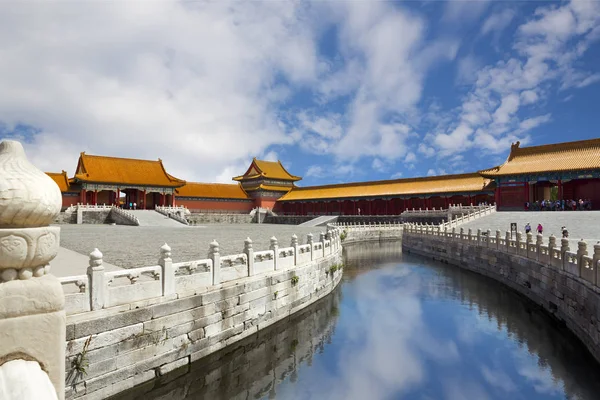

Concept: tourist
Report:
left=129, top=202, right=132, bottom=209
left=562, top=226, right=569, bottom=238
left=525, top=223, right=531, bottom=234
left=134, top=202, right=137, bottom=210
left=357, top=207, right=361, bottom=215
left=537, top=223, right=543, bottom=234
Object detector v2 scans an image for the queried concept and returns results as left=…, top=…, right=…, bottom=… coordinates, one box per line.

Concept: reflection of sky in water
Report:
left=273, top=255, right=596, bottom=400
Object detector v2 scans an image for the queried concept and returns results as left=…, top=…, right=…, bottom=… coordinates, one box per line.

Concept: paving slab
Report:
left=56, top=224, right=326, bottom=269
left=459, top=211, right=600, bottom=248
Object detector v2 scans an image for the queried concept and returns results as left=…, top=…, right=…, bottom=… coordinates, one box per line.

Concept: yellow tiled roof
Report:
left=233, top=158, right=301, bottom=182
left=278, top=173, right=492, bottom=201
left=479, top=139, right=600, bottom=177
left=74, top=153, right=186, bottom=187
left=176, top=182, right=249, bottom=199
left=46, top=171, right=73, bottom=192
left=243, top=184, right=293, bottom=192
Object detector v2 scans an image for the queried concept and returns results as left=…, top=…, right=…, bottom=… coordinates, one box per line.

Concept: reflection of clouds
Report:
left=443, top=378, right=492, bottom=400
left=512, top=350, right=563, bottom=396
left=324, top=265, right=461, bottom=400
left=480, top=365, right=517, bottom=392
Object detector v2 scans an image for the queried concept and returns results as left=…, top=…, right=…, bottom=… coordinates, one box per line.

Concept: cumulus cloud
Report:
left=0, top=1, right=320, bottom=180
left=481, top=9, right=515, bottom=36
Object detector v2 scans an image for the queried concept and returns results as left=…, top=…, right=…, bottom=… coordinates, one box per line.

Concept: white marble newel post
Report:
left=270, top=236, right=279, bottom=270
left=87, top=248, right=105, bottom=310
left=0, top=140, right=65, bottom=399
left=159, top=243, right=174, bottom=296
left=594, top=243, right=600, bottom=284
left=291, top=234, right=298, bottom=266
left=307, top=233, right=314, bottom=261
left=209, top=240, right=221, bottom=285
left=244, top=238, right=254, bottom=276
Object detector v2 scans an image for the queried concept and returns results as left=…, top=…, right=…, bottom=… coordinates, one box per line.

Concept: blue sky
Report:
left=0, top=1, right=598, bottom=186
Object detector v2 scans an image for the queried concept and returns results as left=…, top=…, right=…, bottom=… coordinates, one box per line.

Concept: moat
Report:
left=110, top=242, right=600, bottom=400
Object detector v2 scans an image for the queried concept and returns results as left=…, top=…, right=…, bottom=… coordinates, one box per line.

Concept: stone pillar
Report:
left=561, top=238, right=570, bottom=270
left=476, top=228, right=481, bottom=245
left=577, top=240, right=588, bottom=274
left=495, top=230, right=501, bottom=250
left=159, top=243, right=174, bottom=296
left=209, top=240, right=221, bottom=285
left=526, top=232, right=533, bottom=258
left=270, top=236, right=279, bottom=270
left=505, top=231, right=510, bottom=252
left=244, top=237, right=254, bottom=276
left=594, top=242, right=600, bottom=285
left=87, top=248, right=105, bottom=310
left=307, top=233, right=314, bottom=261
left=0, top=140, right=66, bottom=399
left=536, top=234, right=543, bottom=260
left=291, top=234, right=298, bottom=266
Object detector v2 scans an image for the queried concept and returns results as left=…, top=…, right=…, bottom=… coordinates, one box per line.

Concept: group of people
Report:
left=525, top=199, right=593, bottom=211
left=524, top=223, right=569, bottom=238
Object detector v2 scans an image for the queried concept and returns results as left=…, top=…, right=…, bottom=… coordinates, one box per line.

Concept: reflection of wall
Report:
left=109, top=288, right=341, bottom=400
left=402, top=235, right=600, bottom=366
left=401, top=252, right=600, bottom=400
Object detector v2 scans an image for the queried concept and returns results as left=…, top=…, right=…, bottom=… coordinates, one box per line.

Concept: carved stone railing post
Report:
left=536, top=234, right=543, bottom=261
left=87, top=248, right=105, bottom=310
left=526, top=232, right=533, bottom=258
left=476, top=229, right=481, bottom=245
left=307, top=233, right=314, bottom=261
left=594, top=242, right=600, bottom=285
left=291, top=234, right=298, bottom=266
left=159, top=243, right=174, bottom=296
left=244, top=237, right=254, bottom=276
left=577, top=240, right=588, bottom=276
left=561, top=238, right=570, bottom=270
left=270, top=236, right=279, bottom=270
left=548, top=234, right=556, bottom=255
left=209, top=240, right=221, bottom=285
left=495, top=230, right=501, bottom=250
left=505, top=231, right=510, bottom=252
left=0, top=140, right=65, bottom=398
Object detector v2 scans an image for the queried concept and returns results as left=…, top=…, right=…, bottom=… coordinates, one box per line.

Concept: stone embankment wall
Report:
left=337, top=223, right=403, bottom=245
left=62, top=231, right=343, bottom=400
left=188, top=213, right=253, bottom=224
left=402, top=226, right=600, bottom=364
left=55, top=211, right=77, bottom=224
left=264, top=215, right=315, bottom=225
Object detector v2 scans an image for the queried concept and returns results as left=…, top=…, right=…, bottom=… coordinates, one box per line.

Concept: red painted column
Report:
left=495, top=183, right=501, bottom=208
left=524, top=182, right=530, bottom=205
left=80, top=189, right=86, bottom=204
left=444, top=196, right=448, bottom=209
left=558, top=180, right=563, bottom=200
left=93, top=190, right=98, bottom=206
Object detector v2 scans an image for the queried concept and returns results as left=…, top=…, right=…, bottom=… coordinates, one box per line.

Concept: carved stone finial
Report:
left=160, top=243, right=171, bottom=259
left=0, top=140, right=62, bottom=228
left=244, top=237, right=253, bottom=250
left=209, top=240, right=219, bottom=254
left=89, top=248, right=104, bottom=269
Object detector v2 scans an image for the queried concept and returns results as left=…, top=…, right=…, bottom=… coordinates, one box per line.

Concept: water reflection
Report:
left=112, top=242, right=600, bottom=400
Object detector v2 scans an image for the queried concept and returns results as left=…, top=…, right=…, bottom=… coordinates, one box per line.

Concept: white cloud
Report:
left=404, top=152, right=417, bottom=163
left=520, top=90, right=539, bottom=105
left=456, top=55, right=482, bottom=85
left=391, top=172, right=403, bottom=179
left=371, top=158, right=387, bottom=172
left=518, top=114, right=551, bottom=132
left=427, top=168, right=437, bottom=176
left=0, top=1, right=320, bottom=180
left=444, top=0, right=491, bottom=24
left=417, top=143, right=436, bottom=158
left=298, top=112, right=343, bottom=139
left=493, top=94, right=520, bottom=125
left=481, top=9, right=515, bottom=36
left=262, top=150, right=279, bottom=162
left=305, top=165, right=325, bottom=178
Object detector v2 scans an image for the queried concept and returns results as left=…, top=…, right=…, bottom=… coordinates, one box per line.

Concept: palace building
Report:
left=46, top=137, right=600, bottom=213
left=479, top=139, right=600, bottom=210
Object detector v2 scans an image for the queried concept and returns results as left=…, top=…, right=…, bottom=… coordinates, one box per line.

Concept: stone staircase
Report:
left=128, top=210, right=188, bottom=227
left=298, top=215, right=339, bottom=227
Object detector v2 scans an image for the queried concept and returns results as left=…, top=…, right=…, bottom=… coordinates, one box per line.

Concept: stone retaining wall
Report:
left=337, top=223, right=403, bottom=246
left=64, top=235, right=343, bottom=399
left=402, top=230, right=600, bottom=364
left=188, top=213, right=253, bottom=224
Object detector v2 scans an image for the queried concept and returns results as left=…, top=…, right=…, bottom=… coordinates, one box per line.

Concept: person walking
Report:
left=561, top=226, right=569, bottom=238
left=537, top=223, right=543, bottom=234
left=525, top=222, right=531, bottom=234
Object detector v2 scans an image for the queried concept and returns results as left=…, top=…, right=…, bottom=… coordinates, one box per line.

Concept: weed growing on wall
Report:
left=291, top=275, right=299, bottom=286
left=68, top=335, right=92, bottom=388
left=340, top=230, right=348, bottom=242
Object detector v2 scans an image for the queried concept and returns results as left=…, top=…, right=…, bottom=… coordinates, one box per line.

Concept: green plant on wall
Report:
left=291, top=275, right=299, bottom=286
left=67, top=335, right=92, bottom=388
left=340, top=230, right=347, bottom=242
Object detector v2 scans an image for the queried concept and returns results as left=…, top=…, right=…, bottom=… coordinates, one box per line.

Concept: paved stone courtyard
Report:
left=58, top=223, right=325, bottom=270
left=460, top=211, right=600, bottom=247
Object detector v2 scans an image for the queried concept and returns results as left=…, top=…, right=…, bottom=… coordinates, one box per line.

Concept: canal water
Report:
left=110, top=242, right=600, bottom=400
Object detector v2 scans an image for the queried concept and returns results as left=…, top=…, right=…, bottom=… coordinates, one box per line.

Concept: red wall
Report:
left=61, top=193, right=79, bottom=208
left=175, top=198, right=254, bottom=213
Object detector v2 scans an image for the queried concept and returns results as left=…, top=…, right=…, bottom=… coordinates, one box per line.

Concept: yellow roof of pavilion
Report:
left=46, top=171, right=76, bottom=192
left=278, top=173, right=492, bottom=201
left=176, top=182, right=250, bottom=199
left=479, top=138, right=600, bottom=177
left=74, top=153, right=186, bottom=187
left=233, top=158, right=301, bottom=182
